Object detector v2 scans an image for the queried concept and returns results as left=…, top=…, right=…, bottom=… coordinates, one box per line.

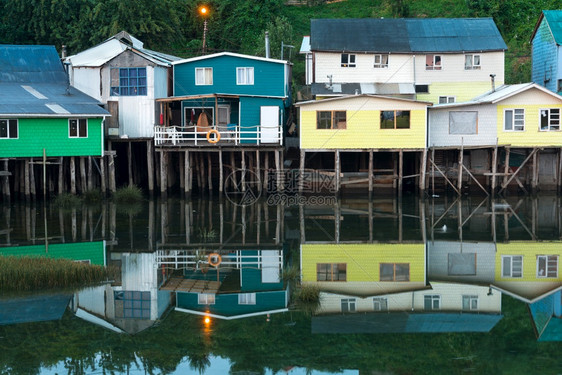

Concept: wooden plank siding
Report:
left=531, top=16, right=559, bottom=93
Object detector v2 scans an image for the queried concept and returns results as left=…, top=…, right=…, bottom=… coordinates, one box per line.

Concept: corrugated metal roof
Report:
left=543, top=10, right=562, bottom=45
left=310, top=18, right=507, bottom=53
left=0, top=45, right=68, bottom=83
left=311, top=82, right=415, bottom=96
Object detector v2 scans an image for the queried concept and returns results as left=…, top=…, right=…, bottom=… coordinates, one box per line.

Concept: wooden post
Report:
left=29, top=159, right=36, bottom=199
left=420, top=148, right=427, bottom=194
left=264, top=151, right=269, bottom=192
left=87, top=156, right=93, bottom=191
left=491, top=144, right=498, bottom=195
left=70, top=156, right=76, bottom=195
left=58, top=157, right=64, bottom=195
left=79, top=157, right=86, bottom=193
left=147, top=141, right=154, bottom=195
left=532, top=149, right=538, bottom=193
left=457, top=144, right=463, bottom=193
left=198, top=152, right=205, bottom=192
left=185, top=150, right=190, bottom=194
left=368, top=150, right=373, bottom=193
left=160, top=151, right=168, bottom=199
left=241, top=151, right=246, bottom=192
left=188, top=152, right=193, bottom=192
left=299, top=149, right=305, bottom=193
left=275, top=150, right=282, bottom=191
left=503, top=147, right=510, bottom=189
left=230, top=151, right=237, bottom=190
left=2, top=160, right=10, bottom=202
left=127, top=142, right=133, bottom=187
left=108, top=153, right=116, bottom=194
left=179, top=151, right=185, bottom=191
left=219, top=149, right=223, bottom=193
left=431, top=147, right=435, bottom=196
left=398, top=149, right=403, bottom=195
left=42, top=149, right=47, bottom=200
left=207, top=152, right=213, bottom=191
left=256, top=150, right=261, bottom=193
left=100, top=156, right=106, bottom=195
left=335, top=150, right=340, bottom=194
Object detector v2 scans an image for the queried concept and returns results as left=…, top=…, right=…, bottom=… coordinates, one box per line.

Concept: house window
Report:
left=114, top=291, right=150, bottom=319
left=341, top=298, right=356, bottom=312
left=449, top=111, right=477, bottom=135
left=424, top=295, right=441, bottom=310
left=341, top=53, right=356, bottom=67
left=438, top=96, right=455, bottom=104
left=465, top=54, right=481, bottom=70
left=558, top=79, right=562, bottom=93
left=110, top=67, right=147, bottom=96
left=415, top=85, right=429, bottom=93
left=373, top=297, right=388, bottom=311
left=501, top=255, right=523, bottom=278
left=198, top=293, right=216, bottom=305
left=374, top=54, right=389, bottom=68
left=537, top=255, right=558, bottom=278
left=426, top=55, right=442, bottom=70
left=380, top=263, right=410, bottom=281
left=540, top=108, right=560, bottom=131
left=236, top=67, right=254, bottom=85
left=462, top=295, right=479, bottom=311
left=195, top=67, right=213, bottom=85
left=238, top=293, right=256, bottom=305
left=317, top=263, right=346, bottom=281
left=69, top=119, right=87, bottom=138
left=504, top=109, right=525, bottom=131
left=380, top=110, right=410, bottom=129
left=316, top=111, right=346, bottom=130
left=0, top=119, right=18, bottom=139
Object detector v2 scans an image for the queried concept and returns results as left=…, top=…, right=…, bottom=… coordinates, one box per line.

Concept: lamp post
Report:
left=199, top=5, right=209, bottom=54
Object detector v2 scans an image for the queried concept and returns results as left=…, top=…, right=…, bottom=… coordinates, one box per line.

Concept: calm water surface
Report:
left=1, top=194, right=561, bottom=374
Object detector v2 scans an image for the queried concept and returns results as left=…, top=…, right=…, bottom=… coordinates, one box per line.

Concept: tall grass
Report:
left=82, top=188, right=103, bottom=204
left=292, top=284, right=321, bottom=315
left=0, top=256, right=112, bottom=292
left=112, top=185, right=143, bottom=203
left=53, top=192, right=82, bottom=208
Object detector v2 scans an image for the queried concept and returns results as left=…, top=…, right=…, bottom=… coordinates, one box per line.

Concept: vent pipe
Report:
left=490, top=74, right=496, bottom=92
left=61, top=45, right=67, bottom=59
left=265, top=31, right=270, bottom=58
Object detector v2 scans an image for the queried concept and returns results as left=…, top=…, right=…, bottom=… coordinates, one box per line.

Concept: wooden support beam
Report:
left=420, top=148, right=427, bottom=194
left=160, top=151, right=168, bottom=199
left=2, top=160, right=10, bottom=202
left=207, top=152, right=213, bottom=192
left=58, top=157, right=64, bottom=195
left=299, top=149, right=305, bottom=193
left=498, top=148, right=539, bottom=194
left=398, top=149, right=403, bottom=195
left=503, top=147, right=510, bottom=188
left=461, top=164, right=489, bottom=196
left=108, top=153, right=116, bottom=193
left=457, top=143, right=463, bottom=193
left=29, top=159, right=36, bottom=199
left=532, top=149, right=539, bottom=193
left=87, top=156, right=93, bottom=191
left=431, top=147, right=435, bottom=196
left=428, top=157, right=460, bottom=195
left=127, top=142, right=133, bottom=187
left=491, top=144, right=498, bottom=195
left=241, top=151, right=246, bottom=192
left=70, top=156, right=76, bottom=195
left=147, top=140, right=154, bottom=195
left=256, top=150, right=261, bottom=193
left=186, top=150, right=191, bottom=194
left=43, top=150, right=47, bottom=200
left=335, top=150, right=341, bottom=194
left=100, top=155, right=106, bottom=195
left=275, top=150, right=282, bottom=192
left=558, top=149, right=562, bottom=193
left=219, top=149, right=223, bottom=193
left=264, top=151, right=269, bottom=192
left=368, top=150, right=373, bottom=193
left=79, top=157, right=86, bottom=193
left=179, top=151, right=185, bottom=191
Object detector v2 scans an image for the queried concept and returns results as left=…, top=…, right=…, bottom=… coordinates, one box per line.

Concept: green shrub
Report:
left=82, top=189, right=103, bottom=204
left=53, top=192, right=82, bottom=208
left=112, top=185, right=143, bottom=203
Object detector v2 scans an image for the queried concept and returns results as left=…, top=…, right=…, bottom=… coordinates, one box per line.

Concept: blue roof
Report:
left=311, top=18, right=507, bottom=53
left=543, top=10, right=562, bottom=45
left=0, top=45, right=109, bottom=117
left=0, top=294, right=71, bottom=325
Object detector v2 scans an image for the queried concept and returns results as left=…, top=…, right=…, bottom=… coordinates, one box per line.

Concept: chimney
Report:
left=61, top=45, right=67, bottom=59
left=265, top=31, right=270, bottom=58
left=490, top=74, right=496, bottom=92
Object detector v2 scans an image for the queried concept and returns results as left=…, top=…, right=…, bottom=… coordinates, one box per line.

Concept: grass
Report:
left=112, top=185, right=143, bottom=203
left=0, top=256, right=113, bottom=292
left=52, top=192, right=82, bottom=208
left=82, top=188, right=103, bottom=204
left=281, top=265, right=300, bottom=283
left=292, top=283, right=320, bottom=315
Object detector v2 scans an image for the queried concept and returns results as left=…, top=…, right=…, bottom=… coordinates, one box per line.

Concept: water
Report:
left=1, top=195, right=561, bottom=374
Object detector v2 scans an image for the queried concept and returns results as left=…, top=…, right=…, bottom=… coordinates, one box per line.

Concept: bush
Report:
left=112, top=185, right=143, bottom=203
left=82, top=189, right=103, bottom=204
left=53, top=193, right=82, bottom=208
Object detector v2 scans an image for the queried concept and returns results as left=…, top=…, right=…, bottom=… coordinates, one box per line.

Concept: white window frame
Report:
left=0, top=119, right=18, bottom=139
left=236, top=67, right=254, bottom=85
left=501, top=255, right=523, bottom=278
left=373, top=297, right=388, bottom=311
left=341, top=53, right=356, bottom=68
left=424, top=295, right=441, bottom=310
left=198, top=293, right=216, bottom=305
left=539, top=108, right=560, bottom=131
left=195, top=67, right=213, bottom=85
left=68, top=118, right=88, bottom=138
left=537, top=255, right=558, bottom=278
left=464, top=54, right=481, bottom=70
left=341, top=298, right=356, bottom=312
left=374, top=54, right=389, bottom=68
left=238, top=293, right=256, bottom=305
left=504, top=108, right=525, bottom=131
left=425, top=54, right=442, bottom=70
left=438, top=96, right=455, bottom=104
left=462, top=295, right=479, bottom=311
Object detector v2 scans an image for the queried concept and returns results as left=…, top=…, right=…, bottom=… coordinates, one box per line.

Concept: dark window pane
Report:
left=380, top=263, right=394, bottom=281
left=396, top=111, right=410, bottom=129
left=9, top=120, right=17, bottom=138
left=69, top=119, right=78, bottom=137
left=79, top=119, right=87, bottom=137
left=395, top=264, right=410, bottom=281
left=0, top=120, right=7, bottom=138
left=380, top=111, right=395, bottom=129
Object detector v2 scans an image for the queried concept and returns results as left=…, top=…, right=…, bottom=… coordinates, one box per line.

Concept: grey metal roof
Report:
left=311, top=18, right=507, bottom=53
left=0, top=294, right=71, bottom=325
left=311, top=82, right=415, bottom=96
left=0, top=45, right=109, bottom=116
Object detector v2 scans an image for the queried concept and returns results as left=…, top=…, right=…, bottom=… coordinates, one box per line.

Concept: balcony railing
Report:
left=154, top=124, right=283, bottom=147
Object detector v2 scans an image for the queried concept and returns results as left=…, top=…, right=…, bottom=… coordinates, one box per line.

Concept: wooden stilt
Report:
left=398, top=149, right=403, bottom=195
left=198, top=152, right=205, bottom=192
left=420, top=148, right=427, bottom=194
left=100, top=156, right=106, bottom=195
left=70, top=157, right=76, bottom=195
left=79, top=157, right=86, bottom=193
left=558, top=148, right=562, bottom=193
left=58, top=157, right=64, bottom=195
left=335, top=150, right=340, bottom=194
left=188, top=152, right=193, bottom=192
left=264, top=151, right=269, bottom=192
left=147, top=141, right=154, bottom=195
left=431, top=148, right=435, bottom=196
left=207, top=152, right=213, bottom=192
left=185, top=150, right=190, bottom=194
left=179, top=151, right=185, bottom=191
left=219, top=149, right=224, bottom=193
left=299, top=149, right=305, bottom=193
left=491, top=144, right=498, bottom=195
left=275, top=150, right=282, bottom=191
left=503, top=147, right=510, bottom=189
left=498, top=148, right=539, bottom=194
left=29, top=159, right=36, bottom=199
left=108, top=153, right=116, bottom=194
left=457, top=143, right=463, bottom=193
left=127, top=142, right=133, bottom=187
left=87, top=156, right=93, bottom=191
left=256, top=150, right=261, bottom=193
left=19, top=161, right=25, bottom=197
left=532, top=149, right=539, bottom=193
left=2, top=160, right=10, bottom=202
left=160, top=151, right=168, bottom=199
left=230, top=151, right=237, bottom=190
left=368, top=150, right=373, bottom=193
left=241, top=151, right=246, bottom=192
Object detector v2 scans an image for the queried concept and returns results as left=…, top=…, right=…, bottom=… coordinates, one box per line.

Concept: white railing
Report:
left=156, top=249, right=283, bottom=270
left=154, top=124, right=283, bottom=146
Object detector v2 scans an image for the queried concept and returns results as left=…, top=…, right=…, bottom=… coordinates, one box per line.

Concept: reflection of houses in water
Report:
left=72, top=251, right=172, bottom=334
left=528, top=290, right=562, bottom=341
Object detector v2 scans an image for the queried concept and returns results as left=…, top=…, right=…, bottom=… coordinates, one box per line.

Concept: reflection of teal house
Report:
left=156, top=52, right=291, bottom=146
left=175, top=250, right=289, bottom=319
left=0, top=241, right=105, bottom=265
left=529, top=290, right=562, bottom=341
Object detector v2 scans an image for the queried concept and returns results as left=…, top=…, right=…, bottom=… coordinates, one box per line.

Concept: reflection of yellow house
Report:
left=300, top=243, right=426, bottom=296
left=296, top=95, right=430, bottom=150
left=493, top=241, right=562, bottom=302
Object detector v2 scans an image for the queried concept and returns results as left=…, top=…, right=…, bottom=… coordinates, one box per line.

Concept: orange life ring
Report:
left=206, top=129, right=221, bottom=144
left=208, top=253, right=222, bottom=267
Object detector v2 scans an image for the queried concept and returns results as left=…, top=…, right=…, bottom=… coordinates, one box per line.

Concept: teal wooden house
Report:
left=155, top=52, right=292, bottom=146
left=528, top=290, right=562, bottom=341
left=0, top=45, right=109, bottom=158
left=531, top=10, right=562, bottom=94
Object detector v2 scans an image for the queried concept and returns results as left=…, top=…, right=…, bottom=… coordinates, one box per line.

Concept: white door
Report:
left=260, top=106, right=279, bottom=143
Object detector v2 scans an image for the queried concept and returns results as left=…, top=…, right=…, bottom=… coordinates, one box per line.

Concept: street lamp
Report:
left=199, top=5, right=209, bottom=54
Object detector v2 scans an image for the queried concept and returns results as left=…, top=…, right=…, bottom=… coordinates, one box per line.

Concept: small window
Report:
left=341, top=298, right=356, bottom=312
left=374, top=54, right=389, bottom=68
left=380, top=110, right=410, bottom=129
left=380, top=263, right=410, bottom=281
left=465, top=54, right=481, bottom=70
left=415, top=85, right=429, bottom=93
left=540, top=109, right=560, bottom=131
left=462, top=295, right=478, bottom=311
left=504, top=109, right=525, bottom=131
left=0, top=119, right=18, bottom=139
left=537, top=255, right=558, bottom=278
left=424, top=295, right=441, bottom=310
left=236, top=67, right=254, bottom=85
left=115, top=291, right=151, bottom=319
left=238, top=293, right=256, bottom=305
left=195, top=67, right=213, bottom=85
left=373, top=297, right=388, bottom=311
left=449, top=111, right=477, bottom=135
left=341, top=53, right=356, bottom=67
left=316, top=111, right=346, bottom=130
left=198, top=293, right=216, bottom=305
left=69, top=118, right=87, bottom=138
left=110, top=67, right=147, bottom=96
left=438, top=96, right=455, bottom=104
left=502, top=255, right=523, bottom=278
left=317, top=263, right=346, bottom=281
left=426, top=55, right=442, bottom=70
